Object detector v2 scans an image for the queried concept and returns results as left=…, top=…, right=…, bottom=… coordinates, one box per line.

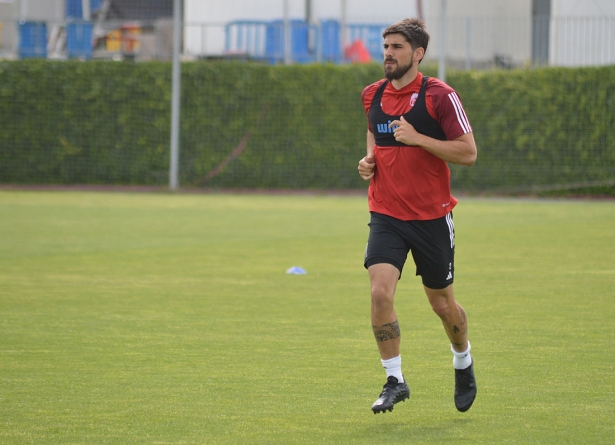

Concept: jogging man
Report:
left=357, top=18, right=478, bottom=414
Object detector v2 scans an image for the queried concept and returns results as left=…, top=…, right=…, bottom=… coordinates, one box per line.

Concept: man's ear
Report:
left=414, top=47, right=425, bottom=63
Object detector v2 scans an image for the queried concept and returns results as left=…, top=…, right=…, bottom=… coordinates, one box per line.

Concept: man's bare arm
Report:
left=358, top=130, right=376, bottom=180
left=390, top=116, right=477, bottom=166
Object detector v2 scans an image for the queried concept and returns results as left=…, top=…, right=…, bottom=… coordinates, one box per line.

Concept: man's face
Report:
left=383, top=33, right=415, bottom=81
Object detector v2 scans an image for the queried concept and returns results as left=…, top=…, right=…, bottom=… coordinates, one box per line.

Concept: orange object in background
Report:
left=120, top=23, right=141, bottom=53
left=104, top=23, right=141, bottom=54
left=105, top=29, right=121, bottom=51
left=344, top=39, right=371, bottom=63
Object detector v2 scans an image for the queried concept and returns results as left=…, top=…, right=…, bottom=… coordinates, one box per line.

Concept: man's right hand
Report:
left=358, top=154, right=376, bottom=181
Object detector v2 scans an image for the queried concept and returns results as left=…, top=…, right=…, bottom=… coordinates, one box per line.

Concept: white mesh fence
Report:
left=1, top=0, right=614, bottom=67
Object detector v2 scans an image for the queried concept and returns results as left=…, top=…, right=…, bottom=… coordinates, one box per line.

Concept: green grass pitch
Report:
left=0, top=190, right=613, bottom=444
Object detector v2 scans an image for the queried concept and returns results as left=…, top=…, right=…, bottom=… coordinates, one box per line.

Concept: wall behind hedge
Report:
left=0, top=60, right=613, bottom=193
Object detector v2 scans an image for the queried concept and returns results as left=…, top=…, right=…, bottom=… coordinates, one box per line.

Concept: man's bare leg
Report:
left=368, top=263, right=410, bottom=413
left=424, top=284, right=468, bottom=352
left=424, top=284, right=477, bottom=412
left=369, top=263, right=401, bottom=359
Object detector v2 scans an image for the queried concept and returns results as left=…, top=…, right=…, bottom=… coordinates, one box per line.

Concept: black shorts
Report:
left=364, top=212, right=455, bottom=289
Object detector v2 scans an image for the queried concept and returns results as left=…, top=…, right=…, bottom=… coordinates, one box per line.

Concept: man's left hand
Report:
left=389, top=116, right=422, bottom=146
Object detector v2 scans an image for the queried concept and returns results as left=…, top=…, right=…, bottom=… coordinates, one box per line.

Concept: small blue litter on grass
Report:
left=286, top=266, right=307, bottom=275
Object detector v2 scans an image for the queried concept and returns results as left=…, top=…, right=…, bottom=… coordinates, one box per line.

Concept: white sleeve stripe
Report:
left=446, top=212, right=455, bottom=248
left=451, top=92, right=472, bottom=133
left=448, top=92, right=472, bottom=134
left=449, top=92, right=471, bottom=133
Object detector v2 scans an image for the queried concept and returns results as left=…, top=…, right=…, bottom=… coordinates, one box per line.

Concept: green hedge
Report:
left=0, top=61, right=172, bottom=185
left=447, top=66, right=615, bottom=192
left=0, top=60, right=613, bottom=193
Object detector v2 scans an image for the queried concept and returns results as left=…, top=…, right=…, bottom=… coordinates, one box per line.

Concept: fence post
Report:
left=438, top=0, right=446, bottom=82
left=169, top=0, right=181, bottom=190
left=283, top=0, right=291, bottom=65
left=465, top=17, right=471, bottom=70
left=340, top=0, right=347, bottom=62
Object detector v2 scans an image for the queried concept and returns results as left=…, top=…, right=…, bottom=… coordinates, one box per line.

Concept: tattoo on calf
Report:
left=372, top=320, right=401, bottom=342
left=459, top=307, right=468, bottom=335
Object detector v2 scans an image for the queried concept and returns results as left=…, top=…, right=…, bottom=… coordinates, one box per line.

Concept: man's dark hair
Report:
left=383, top=18, right=430, bottom=61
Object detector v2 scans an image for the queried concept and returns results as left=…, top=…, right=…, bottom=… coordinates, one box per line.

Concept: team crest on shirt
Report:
left=410, top=93, right=419, bottom=107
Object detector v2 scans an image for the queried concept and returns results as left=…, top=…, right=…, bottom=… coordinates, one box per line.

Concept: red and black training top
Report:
left=362, top=72, right=473, bottom=221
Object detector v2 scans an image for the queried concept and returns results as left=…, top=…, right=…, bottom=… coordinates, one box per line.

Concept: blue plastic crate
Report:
left=19, top=21, right=47, bottom=59
left=320, top=20, right=341, bottom=63
left=265, top=20, right=316, bottom=64
left=66, top=0, right=102, bottom=19
left=66, top=21, right=93, bottom=59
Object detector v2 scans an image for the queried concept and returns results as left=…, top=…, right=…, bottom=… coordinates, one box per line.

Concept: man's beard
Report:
left=384, top=58, right=413, bottom=81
